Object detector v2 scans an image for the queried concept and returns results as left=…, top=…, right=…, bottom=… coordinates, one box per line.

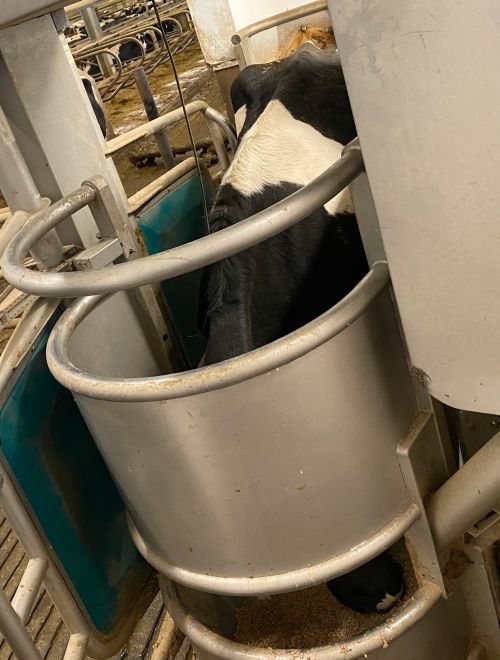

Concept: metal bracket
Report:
left=73, top=238, right=123, bottom=271
left=82, top=175, right=136, bottom=259
left=397, top=411, right=447, bottom=593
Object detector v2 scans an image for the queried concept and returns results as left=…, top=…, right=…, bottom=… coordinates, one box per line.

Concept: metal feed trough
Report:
left=3, top=141, right=498, bottom=658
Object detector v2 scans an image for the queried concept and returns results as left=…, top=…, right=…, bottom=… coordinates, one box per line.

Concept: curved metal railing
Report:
left=46, top=260, right=389, bottom=402
left=231, top=0, right=329, bottom=66
left=164, top=578, right=443, bottom=660
left=1, top=144, right=362, bottom=298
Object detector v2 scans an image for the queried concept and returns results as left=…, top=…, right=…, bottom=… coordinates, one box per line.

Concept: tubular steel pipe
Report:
left=0, top=586, right=42, bottom=660
left=81, top=5, right=115, bottom=78
left=104, top=100, right=237, bottom=155
left=0, top=105, right=42, bottom=213
left=12, top=557, right=49, bottom=625
left=231, top=0, right=328, bottom=45
left=131, top=501, right=418, bottom=595
left=2, top=146, right=363, bottom=298
left=164, top=578, right=442, bottom=660
left=46, top=260, right=388, bottom=402
left=134, top=66, right=176, bottom=169
left=427, top=431, right=500, bottom=552
left=63, top=633, right=89, bottom=660
left=0, top=108, right=63, bottom=268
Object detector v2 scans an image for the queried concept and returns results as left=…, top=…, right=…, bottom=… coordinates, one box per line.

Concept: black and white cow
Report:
left=117, top=32, right=155, bottom=63
left=199, top=43, right=404, bottom=614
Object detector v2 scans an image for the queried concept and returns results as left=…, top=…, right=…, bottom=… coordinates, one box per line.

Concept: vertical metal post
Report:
left=177, top=11, right=190, bottom=33
left=80, top=4, right=114, bottom=79
left=0, top=105, right=41, bottom=212
left=0, top=13, right=128, bottom=248
left=0, top=105, right=63, bottom=268
left=0, top=587, right=42, bottom=660
left=133, top=67, right=176, bottom=170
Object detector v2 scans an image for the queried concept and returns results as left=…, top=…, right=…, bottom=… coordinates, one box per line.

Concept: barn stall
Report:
left=0, top=1, right=498, bottom=659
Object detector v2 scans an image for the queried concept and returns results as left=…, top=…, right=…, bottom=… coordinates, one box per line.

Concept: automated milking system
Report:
left=0, top=1, right=499, bottom=658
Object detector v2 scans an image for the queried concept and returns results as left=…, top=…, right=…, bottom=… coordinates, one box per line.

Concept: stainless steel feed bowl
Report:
left=47, top=264, right=420, bottom=596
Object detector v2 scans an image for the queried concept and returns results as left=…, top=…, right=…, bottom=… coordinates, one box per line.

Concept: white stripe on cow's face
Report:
left=223, top=100, right=353, bottom=215
left=234, top=105, right=247, bottom=136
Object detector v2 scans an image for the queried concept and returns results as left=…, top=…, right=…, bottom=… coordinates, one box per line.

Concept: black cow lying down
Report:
left=198, top=43, right=403, bottom=614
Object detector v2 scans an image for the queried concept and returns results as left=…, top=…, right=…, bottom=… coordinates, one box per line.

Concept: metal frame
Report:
left=71, top=5, right=195, bottom=100
left=164, top=578, right=444, bottom=660
left=0, top=461, right=90, bottom=659
left=130, top=503, right=419, bottom=596
left=45, top=259, right=389, bottom=402
left=105, top=100, right=236, bottom=167
left=1, top=143, right=360, bottom=297
left=0, top=297, right=159, bottom=659
left=231, top=0, right=328, bottom=67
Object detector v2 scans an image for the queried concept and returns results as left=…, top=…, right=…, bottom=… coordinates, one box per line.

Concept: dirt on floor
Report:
left=235, top=540, right=419, bottom=650
left=106, top=41, right=228, bottom=197
left=0, top=40, right=227, bottom=208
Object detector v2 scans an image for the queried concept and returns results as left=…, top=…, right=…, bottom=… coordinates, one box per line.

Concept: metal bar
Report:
left=0, top=468, right=102, bottom=656
left=231, top=0, right=327, bottom=45
left=0, top=211, right=30, bottom=260
left=134, top=67, right=176, bottom=169
left=2, top=146, right=362, bottom=298
left=204, top=106, right=237, bottom=154
left=0, top=107, right=65, bottom=269
left=11, top=557, right=49, bottom=625
left=134, top=502, right=418, bottom=595
left=80, top=5, right=114, bottom=78
left=0, top=584, right=42, bottom=660
left=427, top=431, right=500, bottom=552
left=46, top=260, right=389, bottom=403
left=128, top=157, right=197, bottom=214
left=105, top=102, right=203, bottom=152
left=164, top=578, right=442, bottom=660
left=63, top=633, right=88, bottom=660
left=204, top=113, right=230, bottom=171
left=105, top=100, right=237, bottom=155
left=0, top=106, right=42, bottom=213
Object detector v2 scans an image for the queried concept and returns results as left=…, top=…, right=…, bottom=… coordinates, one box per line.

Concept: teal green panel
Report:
left=0, top=315, right=152, bottom=633
left=137, top=173, right=212, bottom=368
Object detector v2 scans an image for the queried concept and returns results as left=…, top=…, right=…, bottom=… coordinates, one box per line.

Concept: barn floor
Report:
left=106, top=41, right=227, bottom=198
left=0, top=512, right=178, bottom=659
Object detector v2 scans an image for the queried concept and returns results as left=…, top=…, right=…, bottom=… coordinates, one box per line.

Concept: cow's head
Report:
left=230, top=42, right=355, bottom=146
